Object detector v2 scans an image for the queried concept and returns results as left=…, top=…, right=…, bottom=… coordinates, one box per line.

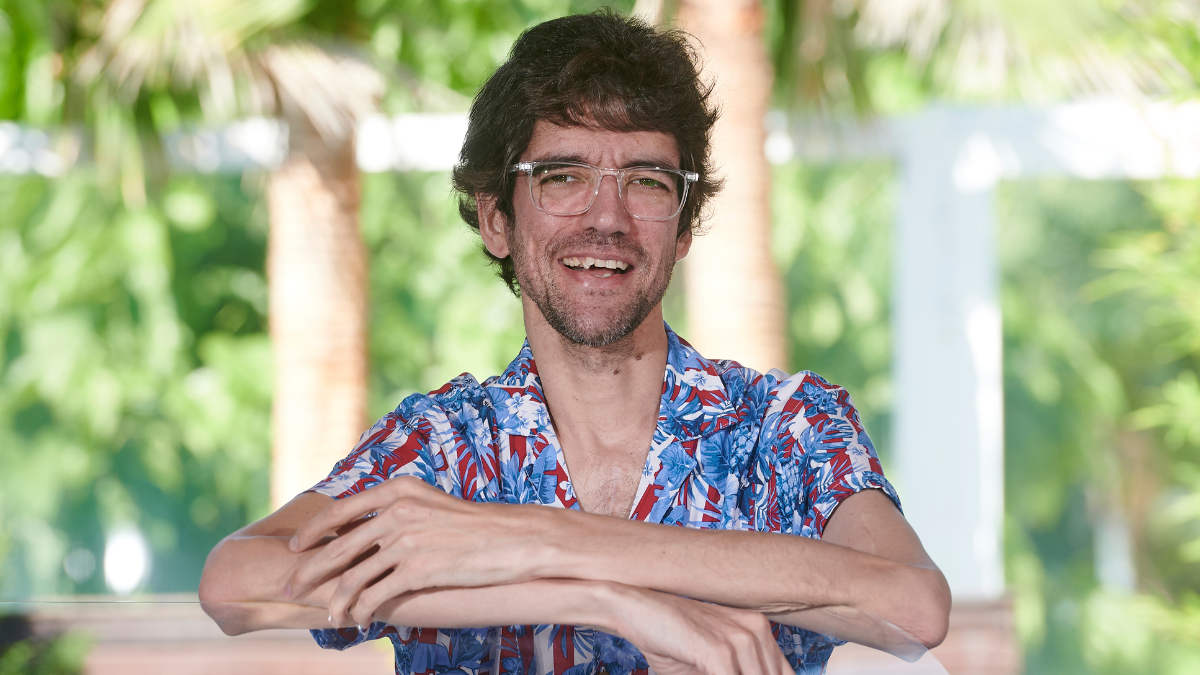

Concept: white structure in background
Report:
left=8, top=102, right=1194, bottom=599
left=356, top=113, right=469, bottom=172
left=163, top=117, right=289, bottom=173
left=0, top=121, right=75, bottom=176
left=104, top=526, right=151, bottom=595
left=778, top=100, right=1200, bottom=600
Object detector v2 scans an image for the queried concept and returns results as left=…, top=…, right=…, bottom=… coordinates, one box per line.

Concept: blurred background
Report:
left=2, top=0, right=1199, bottom=673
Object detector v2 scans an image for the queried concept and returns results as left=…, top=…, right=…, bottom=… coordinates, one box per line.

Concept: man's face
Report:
left=481, top=120, right=692, bottom=347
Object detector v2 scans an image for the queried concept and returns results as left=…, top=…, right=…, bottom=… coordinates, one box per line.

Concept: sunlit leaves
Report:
left=998, top=175, right=1200, bottom=672
left=359, top=171, right=525, bottom=414
left=0, top=172, right=271, bottom=596
left=771, top=159, right=895, bottom=457
left=163, top=179, right=217, bottom=232
left=764, top=0, right=1183, bottom=114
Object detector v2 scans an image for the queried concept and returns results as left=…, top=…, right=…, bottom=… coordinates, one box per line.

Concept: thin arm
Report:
left=525, top=489, right=951, bottom=651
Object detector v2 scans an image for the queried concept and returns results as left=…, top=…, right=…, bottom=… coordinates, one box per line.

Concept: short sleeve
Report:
left=311, top=621, right=389, bottom=652
left=306, top=395, right=455, bottom=653
left=766, top=371, right=901, bottom=540
left=308, top=394, right=450, bottom=500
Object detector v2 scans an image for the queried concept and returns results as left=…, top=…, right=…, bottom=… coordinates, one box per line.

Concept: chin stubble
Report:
left=513, top=235, right=674, bottom=348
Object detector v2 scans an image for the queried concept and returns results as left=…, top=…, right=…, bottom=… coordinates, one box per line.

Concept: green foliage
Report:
left=0, top=627, right=89, bottom=675
left=3, top=8, right=1200, bottom=675
left=0, top=0, right=642, bottom=601
left=355, top=0, right=633, bottom=107
left=360, top=171, right=526, bottom=416
left=0, top=172, right=272, bottom=597
left=762, top=0, right=1173, bottom=115
left=772, top=159, right=895, bottom=460
left=998, top=178, right=1200, bottom=673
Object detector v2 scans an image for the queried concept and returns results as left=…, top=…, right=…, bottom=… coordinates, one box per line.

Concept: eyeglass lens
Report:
left=529, top=164, right=685, bottom=220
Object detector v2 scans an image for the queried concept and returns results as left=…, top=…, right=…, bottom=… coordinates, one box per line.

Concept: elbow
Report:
left=907, top=566, right=952, bottom=649
left=199, top=538, right=254, bottom=636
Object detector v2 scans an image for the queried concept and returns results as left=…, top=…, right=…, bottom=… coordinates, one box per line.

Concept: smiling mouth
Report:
left=560, top=256, right=630, bottom=277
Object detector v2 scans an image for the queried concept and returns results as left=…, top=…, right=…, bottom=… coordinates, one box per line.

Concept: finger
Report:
left=291, top=489, right=395, bottom=552
left=334, top=513, right=378, bottom=537
left=715, top=641, right=740, bottom=675
left=326, top=548, right=405, bottom=627
left=752, top=617, right=786, bottom=675
left=288, top=517, right=394, bottom=599
left=749, top=618, right=783, bottom=675
left=756, top=633, right=784, bottom=675
left=346, top=567, right=401, bottom=628
left=729, top=627, right=767, bottom=675
left=774, top=650, right=791, bottom=675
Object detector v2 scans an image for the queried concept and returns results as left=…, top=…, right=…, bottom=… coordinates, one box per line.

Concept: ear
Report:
left=674, top=228, right=692, bottom=262
left=477, top=193, right=511, bottom=259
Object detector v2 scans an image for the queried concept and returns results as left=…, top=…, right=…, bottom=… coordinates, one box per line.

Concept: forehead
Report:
left=521, top=120, right=680, bottom=167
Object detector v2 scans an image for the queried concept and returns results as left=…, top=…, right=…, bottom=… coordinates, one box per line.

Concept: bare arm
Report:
left=287, top=479, right=949, bottom=654
left=560, top=488, right=950, bottom=652
left=764, top=489, right=950, bottom=653
left=199, top=492, right=605, bottom=633
left=199, top=492, right=341, bottom=633
left=199, top=492, right=794, bottom=675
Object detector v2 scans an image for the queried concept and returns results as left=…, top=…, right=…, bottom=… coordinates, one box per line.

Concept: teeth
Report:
left=561, top=257, right=629, bottom=271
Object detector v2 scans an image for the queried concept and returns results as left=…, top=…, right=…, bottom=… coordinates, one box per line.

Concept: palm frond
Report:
left=65, top=0, right=382, bottom=200
left=772, top=0, right=1193, bottom=113
left=260, top=43, right=383, bottom=144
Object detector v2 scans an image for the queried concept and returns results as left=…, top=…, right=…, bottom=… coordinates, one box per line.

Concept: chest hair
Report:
left=566, top=442, right=651, bottom=518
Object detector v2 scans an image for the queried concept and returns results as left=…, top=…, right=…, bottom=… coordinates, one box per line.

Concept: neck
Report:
left=523, top=302, right=668, bottom=447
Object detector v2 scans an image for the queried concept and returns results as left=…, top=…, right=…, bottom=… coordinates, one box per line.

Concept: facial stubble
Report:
left=511, top=228, right=676, bottom=348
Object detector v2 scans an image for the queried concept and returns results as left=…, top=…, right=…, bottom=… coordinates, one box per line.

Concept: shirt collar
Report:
left=483, top=323, right=740, bottom=440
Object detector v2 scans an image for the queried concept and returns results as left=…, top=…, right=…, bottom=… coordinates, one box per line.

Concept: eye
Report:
left=626, top=170, right=677, bottom=195
left=534, top=165, right=588, bottom=186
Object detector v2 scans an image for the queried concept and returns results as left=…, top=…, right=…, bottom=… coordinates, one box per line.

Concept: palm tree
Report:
left=70, top=0, right=382, bottom=507
left=664, top=0, right=1174, bottom=376
left=673, top=0, right=788, bottom=374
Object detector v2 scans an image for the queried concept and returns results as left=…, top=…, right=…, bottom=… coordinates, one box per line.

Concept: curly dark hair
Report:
left=451, top=10, right=722, bottom=295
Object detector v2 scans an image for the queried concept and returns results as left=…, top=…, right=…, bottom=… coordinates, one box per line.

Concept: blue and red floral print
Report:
left=310, top=325, right=900, bottom=675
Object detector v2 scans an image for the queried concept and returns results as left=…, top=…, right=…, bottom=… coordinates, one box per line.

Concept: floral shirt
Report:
left=309, top=325, right=900, bottom=675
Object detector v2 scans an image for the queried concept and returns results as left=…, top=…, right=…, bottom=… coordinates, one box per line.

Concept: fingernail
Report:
left=289, top=536, right=299, bottom=552
left=357, top=624, right=364, bottom=632
left=328, top=613, right=333, bottom=626
left=283, top=583, right=292, bottom=599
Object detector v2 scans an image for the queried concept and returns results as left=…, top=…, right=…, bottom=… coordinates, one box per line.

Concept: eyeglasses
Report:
left=510, top=161, right=699, bottom=221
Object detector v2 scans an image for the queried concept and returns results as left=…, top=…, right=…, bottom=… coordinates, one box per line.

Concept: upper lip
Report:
left=558, top=253, right=633, bottom=270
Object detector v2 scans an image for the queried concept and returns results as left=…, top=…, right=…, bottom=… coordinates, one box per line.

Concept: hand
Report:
left=609, top=586, right=792, bottom=675
left=284, top=477, right=550, bottom=627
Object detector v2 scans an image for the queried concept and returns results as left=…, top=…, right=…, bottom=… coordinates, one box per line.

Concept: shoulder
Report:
left=313, top=373, right=496, bottom=499
left=707, top=361, right=853, bottom=417
left=411, top=372, right=493, bottom=428
left=768, top=370, right=859, bottom=416
left=715, top=365, right=870, bottom=459
left=361, top=372, right=491, bottom=445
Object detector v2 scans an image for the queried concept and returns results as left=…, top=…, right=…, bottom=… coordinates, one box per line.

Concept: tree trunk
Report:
left=675, top=0, right=787, bottom=373
left=266, top=113, right=368, bottom=509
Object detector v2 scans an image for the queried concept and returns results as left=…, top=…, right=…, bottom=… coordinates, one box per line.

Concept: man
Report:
left=200, top=11, right=950, bottom=675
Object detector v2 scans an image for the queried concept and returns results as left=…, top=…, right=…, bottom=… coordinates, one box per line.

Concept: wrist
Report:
left=520, top=505, right=583, bottom=579
left=587, top=580, right=648, bottom=637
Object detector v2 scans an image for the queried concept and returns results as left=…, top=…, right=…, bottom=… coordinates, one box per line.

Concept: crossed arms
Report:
left=199, top=476, right=950, bottom=673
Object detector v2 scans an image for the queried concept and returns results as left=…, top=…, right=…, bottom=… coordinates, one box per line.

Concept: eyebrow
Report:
left=529, top=153, right=682, bottom=170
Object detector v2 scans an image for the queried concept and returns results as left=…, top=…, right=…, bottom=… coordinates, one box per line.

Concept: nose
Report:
left=586, top=173, right=631, bottom=234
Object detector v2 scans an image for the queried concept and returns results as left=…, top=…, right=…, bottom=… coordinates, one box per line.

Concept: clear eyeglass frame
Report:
left=510, top=161, right=700, bottom=221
